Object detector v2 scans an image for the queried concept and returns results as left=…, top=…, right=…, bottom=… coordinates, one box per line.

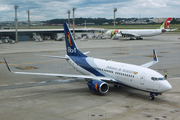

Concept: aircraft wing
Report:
left=120, top=31, right=141, bottom=37
left=140, top=49, right=158, bottom=68
left=4, top=58, right=115, bottom=82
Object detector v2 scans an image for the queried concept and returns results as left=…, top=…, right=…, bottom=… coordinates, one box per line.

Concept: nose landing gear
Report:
left=149, top=93, right=161, bottom=100
left=149, top=95, right=155, bottom=100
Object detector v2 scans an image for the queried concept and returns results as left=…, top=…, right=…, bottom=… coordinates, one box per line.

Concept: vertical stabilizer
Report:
left=164, top=17, right=172, bottom=29
left=158, top=17, right=172, bottom=29
left=63, top=22, right=86, bottom=57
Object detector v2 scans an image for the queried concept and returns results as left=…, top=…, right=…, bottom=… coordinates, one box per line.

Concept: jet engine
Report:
left=87, top=80, right=109, bottom=94
left=161, top=29, right=167, bottom=33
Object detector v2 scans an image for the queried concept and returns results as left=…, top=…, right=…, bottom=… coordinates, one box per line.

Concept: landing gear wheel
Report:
left=149, top=95, right=155, bottom=100
left=136, top=37, right=143, bottom=40
left=130, top=37, right=135, bottom=40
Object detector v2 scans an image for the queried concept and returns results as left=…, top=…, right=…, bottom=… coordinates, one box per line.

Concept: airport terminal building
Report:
left=0, top=28, right=100, bottom=42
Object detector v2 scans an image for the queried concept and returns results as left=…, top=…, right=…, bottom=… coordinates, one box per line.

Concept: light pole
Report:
left=26, top=10, right=30, bottom=29
left=114, top=8, right=117, bottom=29
left=67, top=10, right=70, bottom=28
left=72, top=7, right=76, bottom=40
left=0, top=19, right=1, bottom=29
left=14, top=5, right=19, bottom=43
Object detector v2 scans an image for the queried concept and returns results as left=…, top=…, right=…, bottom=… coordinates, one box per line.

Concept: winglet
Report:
left=153, top=49, right=158, bottom=62
left=140, top=49, right=158, bottom=68
left=4, top=58, right=13, bottom=73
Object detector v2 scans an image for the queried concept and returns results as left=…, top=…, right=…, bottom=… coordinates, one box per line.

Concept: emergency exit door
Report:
left=140, top=73, right=146, bottom=85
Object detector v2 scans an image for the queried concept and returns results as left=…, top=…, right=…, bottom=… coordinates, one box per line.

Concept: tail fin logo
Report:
left=134, top=71, right=138, bottom=75
left=67, top=32, right=73, bottom=46
left=153, top=49, right=158, bottom=61
left=165, top=17, right=172, bottom=29
left=153, top=53, right=156, bottom=59
left=111, top=30, right=118, bottom=36
left=158, top=17, right=172, bottom=29
left=95, top=83, right=98, bottom=91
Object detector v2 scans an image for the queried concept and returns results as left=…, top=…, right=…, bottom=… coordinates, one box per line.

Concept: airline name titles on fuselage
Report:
left=106, top=66, right=138, bottom=75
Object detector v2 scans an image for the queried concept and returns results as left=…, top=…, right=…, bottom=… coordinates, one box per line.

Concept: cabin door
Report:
left=140, top=73, right=146, bottom=85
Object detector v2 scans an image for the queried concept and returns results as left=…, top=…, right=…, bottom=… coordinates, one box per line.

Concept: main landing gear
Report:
left=136, top=37, right=143, bottom=40
left=129, top=37, right=143, bottom=40
left=114, top=84, right=121, bottom=88
left=129, top=37, right=135, bottom=40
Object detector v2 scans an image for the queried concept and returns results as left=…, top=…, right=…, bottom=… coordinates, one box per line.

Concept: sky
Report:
left=0, top=0, right=179, bottom=21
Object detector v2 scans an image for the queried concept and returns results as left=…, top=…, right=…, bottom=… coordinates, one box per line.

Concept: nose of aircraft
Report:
left=105, top=30, right=110, bottom=35
left=161, top=80, right=172, bottom=92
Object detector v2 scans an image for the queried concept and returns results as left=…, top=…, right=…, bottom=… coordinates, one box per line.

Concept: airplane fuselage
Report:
left=106, top=29, right=163, bottom=39
left=67, top=56, right=172, bottom=94
left=120, top=29, right=163, bottom=37
left=106, top=17, right=174, bottom=40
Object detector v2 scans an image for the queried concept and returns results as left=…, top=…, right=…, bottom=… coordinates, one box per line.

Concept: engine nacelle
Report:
left=162, top=29, right=167, bottom=33
left=87, top=80, right=109, bottom=94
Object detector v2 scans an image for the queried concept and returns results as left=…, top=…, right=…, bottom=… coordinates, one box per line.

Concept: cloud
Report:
left=0, top=0, right=179, bottom=21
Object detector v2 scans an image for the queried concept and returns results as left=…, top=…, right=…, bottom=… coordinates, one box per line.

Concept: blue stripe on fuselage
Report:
left=70, top=56, right=105, bottom=76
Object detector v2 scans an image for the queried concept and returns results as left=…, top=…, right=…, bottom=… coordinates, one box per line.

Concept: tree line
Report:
left=43, top=17, right=180, bottom=25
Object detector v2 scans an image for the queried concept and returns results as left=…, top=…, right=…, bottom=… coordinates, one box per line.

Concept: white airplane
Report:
left=106, top=17, right=175, bottom=40
left=4, top=22, right=172, bottom=100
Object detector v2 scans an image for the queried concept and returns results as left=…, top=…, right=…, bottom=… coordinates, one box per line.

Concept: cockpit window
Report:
left=151, top=77, right=165, bottom=81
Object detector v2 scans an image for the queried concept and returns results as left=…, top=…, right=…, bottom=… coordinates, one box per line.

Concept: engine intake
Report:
left=87, top=80, right=109, bottom=94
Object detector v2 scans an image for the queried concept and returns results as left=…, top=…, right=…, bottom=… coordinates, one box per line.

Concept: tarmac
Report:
left=0, top=33, right=180, bottom=120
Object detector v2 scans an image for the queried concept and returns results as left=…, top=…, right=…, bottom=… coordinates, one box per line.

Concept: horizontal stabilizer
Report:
left=83, top=51, right=90, bottom=55
left=35, top=54, right=69, bottom=60
left=170, top=28, right=178, bottom=31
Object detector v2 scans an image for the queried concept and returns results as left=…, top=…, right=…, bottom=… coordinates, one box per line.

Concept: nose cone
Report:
left=160, top=80, right=172, bottom=92
left=105, top=30, right=110, bottom=35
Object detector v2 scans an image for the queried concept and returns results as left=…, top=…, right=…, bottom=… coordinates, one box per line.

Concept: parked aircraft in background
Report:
left=106, top=17, right=177, bottom=40
left=4, top=22, right=172, bottom=100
